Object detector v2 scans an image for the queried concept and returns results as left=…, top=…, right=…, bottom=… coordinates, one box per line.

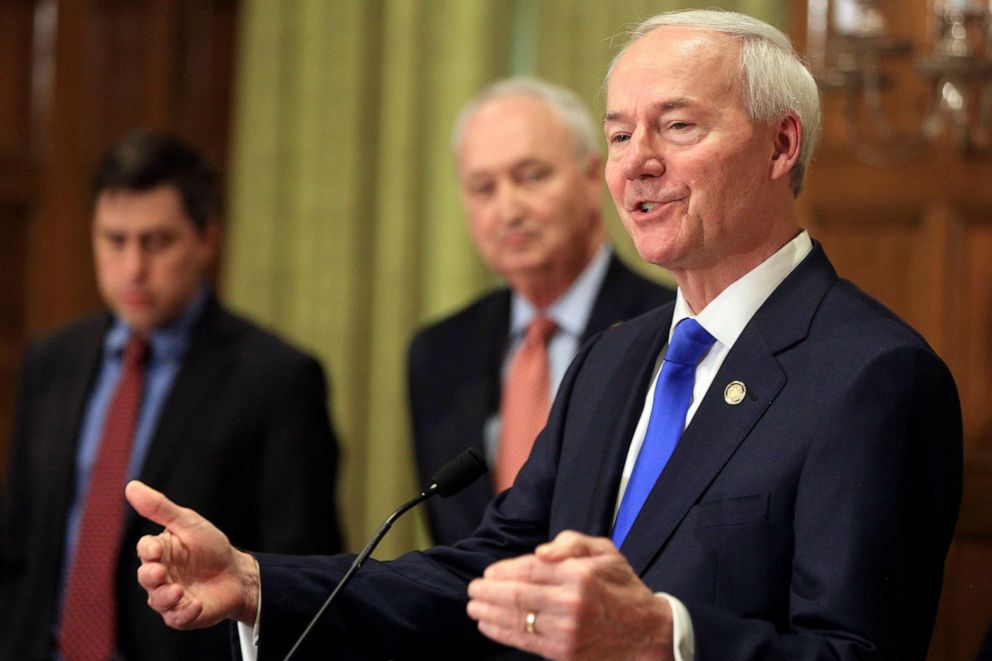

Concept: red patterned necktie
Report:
left=494, top=316, right=557, bottom=492
left=58, top=335, right=149, bottom=661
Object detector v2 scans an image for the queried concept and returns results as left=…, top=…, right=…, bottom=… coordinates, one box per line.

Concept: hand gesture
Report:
left=466, top=531, right=674, bottom=661
left=125, top=480, right=260, bottom=629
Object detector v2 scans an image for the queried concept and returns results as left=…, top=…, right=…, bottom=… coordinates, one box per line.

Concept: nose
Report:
left=620, top=129, right=664, bottom=181
left=493, top=181, right=526, bottom=225
left=121, top=243, right=149, bottom=282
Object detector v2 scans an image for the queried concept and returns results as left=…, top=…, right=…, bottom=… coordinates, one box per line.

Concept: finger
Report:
left=125, top=481, right=187, bottom=529
left=145, top=583, right=206, bottom=631
left=136, top=561, right=169, bottom=590
left=535, top=530, right=617, bottom=562
left=475, top=617, right=563, bottom=660
left=161, top=595, right=205, bottom=630
left=482, top=554, right=533, bottom=580
left=468, top=575, right=574, bottom=620
left=482, top=553, right=572, bottom=586
left=146, top=583, right=185, bottom=614
left=136, top=534, right=165, bottom=563
left=467, top=591, right=565, bottom=631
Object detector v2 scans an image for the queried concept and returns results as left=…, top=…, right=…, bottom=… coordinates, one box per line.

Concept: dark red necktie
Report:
left=59, top=335, right=149, bottom=661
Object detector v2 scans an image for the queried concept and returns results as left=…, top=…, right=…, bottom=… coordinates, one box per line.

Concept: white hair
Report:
left=606, top=10, right=821, bottom=197
left=451, top=77, right=599, bottom=162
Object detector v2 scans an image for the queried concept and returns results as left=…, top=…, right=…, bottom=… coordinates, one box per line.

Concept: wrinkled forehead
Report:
left=457, top=95, right=578, bottom=172
left=606, top=26, right=743, bottom=105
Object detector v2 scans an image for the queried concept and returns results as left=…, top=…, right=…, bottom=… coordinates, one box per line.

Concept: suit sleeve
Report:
left=250, top=335, right=604, bottom=659
left=686, top=344, right=962, bottom=660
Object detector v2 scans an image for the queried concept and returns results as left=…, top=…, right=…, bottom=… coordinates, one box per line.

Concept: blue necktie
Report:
left=611, top=318, right=716, bottom=547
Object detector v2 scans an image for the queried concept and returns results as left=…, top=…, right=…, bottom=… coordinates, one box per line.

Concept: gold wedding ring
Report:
left=524, top=610, right=538, bottom=635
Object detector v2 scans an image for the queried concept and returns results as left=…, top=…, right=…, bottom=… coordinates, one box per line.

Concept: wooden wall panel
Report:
left=957, top=221, right=992, bottom=448
left=0, top=2, right=41, bottom=475
left=791, top=1, right=992, bottom=657
left=26, top=0, right=238, bottom=337
left=0, top=0, right=238, bottom=485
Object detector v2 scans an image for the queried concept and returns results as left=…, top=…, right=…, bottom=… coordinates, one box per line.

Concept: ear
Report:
left=200, top=220, right=223, bottom=262
left=582, top=152, right=603, bottom=202
left=583, top=151, right=602, bottom=179
left=769, top=113, right=801, bottom=183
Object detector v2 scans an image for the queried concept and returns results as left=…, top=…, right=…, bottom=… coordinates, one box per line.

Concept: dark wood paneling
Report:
left=26, top=0, right=239, bottom=337
left=0, top=4, right=35, bottom=160
left=790, top=1, right=992, bottom=657
left=0, top=0, right=238, bottom=479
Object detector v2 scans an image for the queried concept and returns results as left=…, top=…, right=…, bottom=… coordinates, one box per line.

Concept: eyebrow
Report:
left=603, top=98, right=696, bottom=123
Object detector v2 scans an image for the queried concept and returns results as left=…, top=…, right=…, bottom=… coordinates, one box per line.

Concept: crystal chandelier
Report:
left=807, top=0, right=992, bottom=165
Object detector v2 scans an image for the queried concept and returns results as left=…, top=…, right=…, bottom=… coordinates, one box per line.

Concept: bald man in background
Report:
left=409, top=78, right=674, bottom=545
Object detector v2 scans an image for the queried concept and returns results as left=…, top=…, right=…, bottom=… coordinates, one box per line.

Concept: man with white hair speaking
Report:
left=125, top=10, right=961, bottom=660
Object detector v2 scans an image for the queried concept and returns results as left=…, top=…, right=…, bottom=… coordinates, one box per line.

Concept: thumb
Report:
left=125, top=480, right=188, bottom=530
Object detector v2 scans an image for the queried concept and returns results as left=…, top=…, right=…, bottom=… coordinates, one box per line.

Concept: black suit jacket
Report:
left=408, top=253, right=674, bottom=544
left=0, top=295, right=344, bottom=660
left=252, top=244, right=961, bottom=660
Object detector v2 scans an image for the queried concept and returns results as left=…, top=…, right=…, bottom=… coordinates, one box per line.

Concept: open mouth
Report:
left=631, top=196, right=685, bottom=215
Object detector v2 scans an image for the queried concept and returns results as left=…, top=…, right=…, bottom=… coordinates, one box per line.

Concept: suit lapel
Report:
left=51, top=317, right=109, bottom=518
left=554, top=306, right=675, bottom=537
left=582, top=254, right=669, bottom=343
left=132, top=300, right=232, bottom=491
left=464, top=292, right=511, bottom=505
left=619, top=328, right=786, bottom=573
left=618, top=244, right=838, bottom=575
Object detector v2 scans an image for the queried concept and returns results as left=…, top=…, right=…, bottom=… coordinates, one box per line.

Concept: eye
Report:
left=142, top=231, right=177, bottom=254
left=517, top=166, right=550, bottom=184
left=668, top=121, right=693, bottom=131
left=101, top=232, right=127, bottom=250
left=609, top=133, right=631, bottom=145
left=467, top=181, right=494, bottom=197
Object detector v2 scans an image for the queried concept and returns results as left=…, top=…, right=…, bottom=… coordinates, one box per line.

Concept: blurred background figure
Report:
left=408, top=78, right=674, bottom=545
left=0, top=130, right=344, bottom=660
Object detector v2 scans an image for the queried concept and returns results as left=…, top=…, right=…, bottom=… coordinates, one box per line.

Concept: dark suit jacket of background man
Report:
left=252, top=243, right=961, bottom=660
left=0, top=294, right=345, bottom=660
left=408, top=253, right=675, bottom=545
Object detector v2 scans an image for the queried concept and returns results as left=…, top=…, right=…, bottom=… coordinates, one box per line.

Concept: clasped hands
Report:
left=125, top=481, right=673, bottom=660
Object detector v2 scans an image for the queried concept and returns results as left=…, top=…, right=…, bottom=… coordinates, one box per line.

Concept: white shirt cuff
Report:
left=237, top=620, right=258, bottom=661
left=236, top=581, right=263, bottom=661
left=657, top=592, right=695, bottom=661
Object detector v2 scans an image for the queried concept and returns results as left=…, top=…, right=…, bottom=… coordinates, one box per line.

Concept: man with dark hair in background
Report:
left=0, top=130, right=344, bottom=660
left=409, top=77, right=674, bottom=546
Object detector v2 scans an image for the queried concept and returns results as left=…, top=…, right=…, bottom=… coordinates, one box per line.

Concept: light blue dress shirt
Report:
left=482, top=246, right=612, bottom=465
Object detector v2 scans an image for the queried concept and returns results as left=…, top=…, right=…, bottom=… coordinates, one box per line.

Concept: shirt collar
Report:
left=104, top=284, right=209, bottom=363
left=509, top=244, right=612, bottom=338
left=669, top=230, right=813, bottom=347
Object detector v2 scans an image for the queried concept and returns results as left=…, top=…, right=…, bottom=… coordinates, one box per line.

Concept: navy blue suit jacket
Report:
left=408, top=253, right=674, bottom=545
left=254, top=244, right=961, bottom=660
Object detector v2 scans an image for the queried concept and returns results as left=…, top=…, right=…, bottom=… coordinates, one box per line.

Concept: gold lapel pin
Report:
left=724, top=381, right=746, bottom=405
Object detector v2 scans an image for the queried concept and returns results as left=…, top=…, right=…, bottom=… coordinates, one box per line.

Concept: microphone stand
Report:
left=282, top=486, right=437, bottom=661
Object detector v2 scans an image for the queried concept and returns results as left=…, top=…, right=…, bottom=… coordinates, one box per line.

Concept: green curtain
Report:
left=223, top=0, right=784, bottom=558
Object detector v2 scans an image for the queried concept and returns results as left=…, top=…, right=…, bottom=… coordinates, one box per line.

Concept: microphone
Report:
left=283, top=447, right=487, bottom=660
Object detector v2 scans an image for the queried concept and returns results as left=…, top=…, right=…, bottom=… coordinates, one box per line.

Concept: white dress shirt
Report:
left=617, top=230, right=813, bottom=661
